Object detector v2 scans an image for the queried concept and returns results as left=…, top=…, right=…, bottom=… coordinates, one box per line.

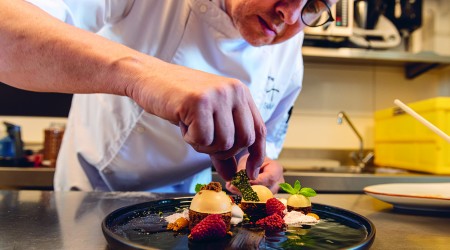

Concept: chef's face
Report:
left=225, top=0, right=335, bottom=46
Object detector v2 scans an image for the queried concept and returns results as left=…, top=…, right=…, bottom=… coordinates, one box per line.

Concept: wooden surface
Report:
left=0, top=167, right=54, bottom=189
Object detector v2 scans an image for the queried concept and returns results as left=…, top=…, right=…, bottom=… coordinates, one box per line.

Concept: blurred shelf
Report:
left=302, top=46, right=450, bottom=79
left=0, top=167, right=54, bottom=189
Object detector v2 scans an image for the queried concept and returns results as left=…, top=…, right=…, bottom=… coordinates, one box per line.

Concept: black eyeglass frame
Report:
left=300, top=0, right=335, bottom=27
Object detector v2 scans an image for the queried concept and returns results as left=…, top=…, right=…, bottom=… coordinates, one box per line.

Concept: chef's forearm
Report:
left=0, top=0, right=160, bottom=97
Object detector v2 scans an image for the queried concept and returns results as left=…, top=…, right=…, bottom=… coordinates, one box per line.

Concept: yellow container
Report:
left=374, top=97, right=450, bottom=174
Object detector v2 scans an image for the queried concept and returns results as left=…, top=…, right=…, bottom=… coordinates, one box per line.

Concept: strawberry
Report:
left=188, top=214, right=227, bottom=241
left=266, top=197, right=286, bottom=217
left=256, top=213, right=285, bottom=232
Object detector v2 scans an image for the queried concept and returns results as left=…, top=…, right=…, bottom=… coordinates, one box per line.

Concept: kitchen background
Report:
left=0, top=0, right=449, bottom=173
left=1, top=4, right=449, bottom=248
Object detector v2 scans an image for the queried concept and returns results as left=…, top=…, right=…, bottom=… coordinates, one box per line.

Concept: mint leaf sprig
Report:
left=194, top=184, right=206, bottom=193
left=279, top=180, right=317, bottom=197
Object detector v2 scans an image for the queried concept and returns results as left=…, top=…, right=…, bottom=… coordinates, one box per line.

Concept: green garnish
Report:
left=231, top=170, right=260, bottom=202
left=194, top=183, right=206, bottom=193
left=279, top=180, right=317, bottom=197
left=172, top=207, right=183, bottom=213
left=243, top=214, right=250, bottom=223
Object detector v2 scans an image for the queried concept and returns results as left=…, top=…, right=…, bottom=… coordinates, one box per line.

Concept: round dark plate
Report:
left=102, top=197, right=375, bottom=250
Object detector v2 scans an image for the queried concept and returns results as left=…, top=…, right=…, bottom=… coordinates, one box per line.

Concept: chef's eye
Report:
left=304, top=1, right=322, bottom=14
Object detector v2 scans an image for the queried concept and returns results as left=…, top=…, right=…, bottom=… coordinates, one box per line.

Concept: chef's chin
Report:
left=239, top=30, right=275, bottom=47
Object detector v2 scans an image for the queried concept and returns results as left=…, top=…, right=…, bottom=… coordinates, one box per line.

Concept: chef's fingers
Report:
left=211, top=155, right=237, bottom=181
left=209, top=100, right=255, bottom=160
left=197, top=101, right=236, bottom=155
left=249, top=171, right=284, bottom=194
left=180, top=108, right=214, bottom=148
left=225, top=181, right=241, bottom=195
left=176, top=76, right=263, bottom=179
left=245, top=98, right=266, bottom=180
left=249, top=159, right=284, bottom=194
left=224, top=155, right=248, bottom=194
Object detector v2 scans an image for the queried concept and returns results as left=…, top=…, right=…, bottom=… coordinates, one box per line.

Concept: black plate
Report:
left=102, top=197, right=375, bottom=250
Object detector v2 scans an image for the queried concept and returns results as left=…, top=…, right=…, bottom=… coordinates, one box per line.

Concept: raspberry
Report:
left=266, top=197, right=286, bottom=217
left=256, top=213, right=285, bottom=232
left=188, top=214, right=227, bottom=241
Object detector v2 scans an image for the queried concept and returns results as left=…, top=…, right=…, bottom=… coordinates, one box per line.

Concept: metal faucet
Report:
left=337, top=111, right=366, bottom=168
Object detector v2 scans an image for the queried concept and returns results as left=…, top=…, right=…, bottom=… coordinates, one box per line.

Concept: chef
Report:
left=0, top=0, right=337, bottom=193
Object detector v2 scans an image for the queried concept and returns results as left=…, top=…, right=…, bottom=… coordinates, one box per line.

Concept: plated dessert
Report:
left=103, top=175, right=375, bottom=249
left=165, top=170, right=320, bottom=242
left=280, top=180, right=317, bottom=215
left=188, top=182, right=232, bottom=231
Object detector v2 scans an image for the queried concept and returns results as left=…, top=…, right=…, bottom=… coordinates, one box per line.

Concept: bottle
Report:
left=43, top=123, right=65, bottom=168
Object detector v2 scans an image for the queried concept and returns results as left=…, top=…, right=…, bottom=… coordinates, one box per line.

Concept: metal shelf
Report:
left=302, top=46, right=450, bottom=79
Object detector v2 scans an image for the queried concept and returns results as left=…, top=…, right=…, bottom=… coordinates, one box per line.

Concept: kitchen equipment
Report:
left=304, top=0, right=354, bottom=38
left=384, top=0, right=423, bottom=50
left=354, top=0, right=385, bottom=29
left=374, top=97, right=450, bottom=174
left=0, top=122, right=25, bottom=166
left=304, top=0, right=401, bottom=49
left=350, top=0, right=401, bottom=49
left=384, top=0, right=422, bottom=35
left=349, top=15, right=401, bottom=49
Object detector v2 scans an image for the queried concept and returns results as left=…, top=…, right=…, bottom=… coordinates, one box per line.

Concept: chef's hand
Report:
left=129, top=62, right=266, bottom=181
left=226, top=154, right=285, bottom=194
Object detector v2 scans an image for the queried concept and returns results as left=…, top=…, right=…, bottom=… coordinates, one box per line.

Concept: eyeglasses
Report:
left=301, top=0, right=335, bottom=27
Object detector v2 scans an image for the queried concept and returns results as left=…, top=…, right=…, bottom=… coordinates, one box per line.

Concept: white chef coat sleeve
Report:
left=25, top=0, right=134, bottom=32
left=265, top=69, right=303, bottom=160
left=25, top=0, right=76, bottom=24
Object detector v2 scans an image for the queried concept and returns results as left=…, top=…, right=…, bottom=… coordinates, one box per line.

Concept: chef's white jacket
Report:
left=27, top=0, right=304, bottom=193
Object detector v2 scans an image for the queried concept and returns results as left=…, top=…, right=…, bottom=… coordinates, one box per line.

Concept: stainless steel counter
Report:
left=1, top=190, right=449, bottom=249
left=283, top=171, right=450, bottom=193
left=2, top=166, right=450, bottom=193
left=213, top=171, right=450, bottom=193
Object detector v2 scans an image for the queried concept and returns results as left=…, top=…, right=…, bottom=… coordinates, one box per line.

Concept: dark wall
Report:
left=0, top=82, right=72, bottom=117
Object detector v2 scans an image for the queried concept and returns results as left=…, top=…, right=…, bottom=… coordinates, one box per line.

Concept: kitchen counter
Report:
left=283, top=171, right=450, bottom=193
left=2, top=166, right=450, bottom=192
left=214, top=171, right=450, bottom=193
left=0, top=167, right=54, bottom=189
left=1, top=190, right=449, bottom=249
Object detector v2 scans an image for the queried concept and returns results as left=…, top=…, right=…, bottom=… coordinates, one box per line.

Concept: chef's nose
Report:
left=275, top=0, right=302, bottom=25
